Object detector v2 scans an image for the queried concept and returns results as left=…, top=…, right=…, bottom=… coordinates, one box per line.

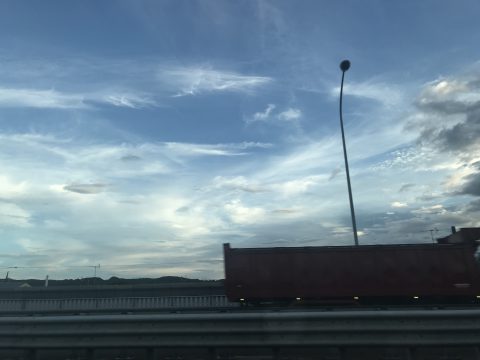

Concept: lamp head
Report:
left=340, top=60, right=351, bottom=72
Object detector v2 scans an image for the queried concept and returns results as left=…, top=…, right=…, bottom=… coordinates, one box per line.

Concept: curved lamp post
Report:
left=339, top=60, right=359, bottom=246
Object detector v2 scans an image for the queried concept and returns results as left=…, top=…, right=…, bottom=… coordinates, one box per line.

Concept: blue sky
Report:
left=1, top=0, right=479, bottom=279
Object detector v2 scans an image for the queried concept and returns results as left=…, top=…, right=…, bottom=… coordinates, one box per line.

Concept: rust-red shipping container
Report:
left=223, top=242, right=480, bottom=302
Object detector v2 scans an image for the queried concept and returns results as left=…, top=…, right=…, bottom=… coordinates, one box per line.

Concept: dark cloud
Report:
left=412, top=76, right=480, bottom=153
left=416, top=193, right=441, bottom=202
left=457, top=172, right=480, bottom=196
left=415, top=109, right=480, bottom=153
left=399, top=183, right=415, bottom=192
left=63, top=183, right=107, bottom=194
left=328, top=167, right=342, bottom=181
left=416, top=99, right=480, bottom=115
left=271, top=208, right=298, bottom=214
left=121, top=154, right=142, bottom=162
left=466, top=199, right=480, bottom=212
left=433, top=114, right=480, bottom=152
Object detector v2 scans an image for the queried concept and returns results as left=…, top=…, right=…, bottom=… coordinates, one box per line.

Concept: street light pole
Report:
left=339, top=60, right=359, bottom=246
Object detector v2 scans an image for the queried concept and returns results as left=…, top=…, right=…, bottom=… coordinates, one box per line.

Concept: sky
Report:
left=0, top=0, right=479, bottom=280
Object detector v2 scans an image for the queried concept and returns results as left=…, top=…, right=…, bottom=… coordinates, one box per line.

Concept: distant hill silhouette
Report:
left=2, top=276, right=218, bottom=288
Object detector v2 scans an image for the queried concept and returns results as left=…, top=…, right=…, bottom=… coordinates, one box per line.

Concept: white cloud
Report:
left=102, top=93, right=157, bottom=108
left=419, top=78, right=477, bottom=103
left=278, top=108, right=302, bottom=121
left=258, top=137, right=341, bottom=179
left=143, top=196, right=219, bottom=238
left=164, top=142, right=246, bottom=157
left=0, top=176, right=28, bottom=198
left=0, top=87, right=85, bottom=109
left=331, top=80, right=404, bottom=107
left=247, top=104, right=302, bottom=124
left=0, top=202, right=31, bottom=228
left=273, top=175, right=323, bottom=196
left=391, top=201, right=408, bottom=208
left=0, top=86, right=159, bottom=110
left=163, top=141, right=271, bottom=157
left=412, top=204, right=446, bottom=215
left=252, top=104, right=276, bottom=121
left=160, top=66, right=272, bottom=96
left=224, top=199, right=266, bottom=224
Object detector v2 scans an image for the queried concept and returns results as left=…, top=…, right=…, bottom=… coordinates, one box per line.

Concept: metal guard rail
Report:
left=2, top=309, right=480, bottom=348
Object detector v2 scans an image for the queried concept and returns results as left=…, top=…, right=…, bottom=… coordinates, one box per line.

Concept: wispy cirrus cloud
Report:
left=101, top=93, right=157, bottom=109
left=0, top=87, right=86, bottom=109
left=0, top=86, right=159, bottom=110
left=163, top=141, right=272, bottom=157
left=246, top=103, right=302, bottom=124
left=159, top=66, right=272, bottom=96
left=331, top=80, right=405, bottom=107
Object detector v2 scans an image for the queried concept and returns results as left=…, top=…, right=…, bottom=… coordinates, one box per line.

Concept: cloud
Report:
left=391, top=201, right=408, bottom=208
left=224, top=199, right=266, bottom=224
left=159, top=66, right=272, bottom=96
left=332, top=80, right=404, bottom=107
left=399, top=183, right=415, bottom=192
left=121, top=154, right=142, bottom=162
left=466, top=199, right=480, bottom=212
left=278, top=108, right=302, bottom=121
left=0, top=202, right=31, bottom=227
left=163, top=141, right=271, bottom=157
left=252, top=104, right=276, bottom=121
left=0, top=176, right=28, bottom=198
left=0, top=87, right=85, bottom=109
left=0, top=86, right=160, bottom=110
left=410, top=76, right=480, bottom=153
left=457, top=172, right=480, bottom=196
left=246, top=104, right=302, bottom=124
left=102, top=93, right=157, bottom=108
left=212, top=176, right=266, bottom=193
left=412, top=204, right=446, bottom=215
left=63, top=183, right=108, bottom=194
left=271, top=208, right=299, bottom=215
left=328, top=167, right=342, bottom=181
left=273, top=175, right=323, bottom=196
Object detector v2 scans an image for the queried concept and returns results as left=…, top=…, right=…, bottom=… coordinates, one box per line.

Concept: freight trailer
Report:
left=223, top=238, right=480, bottom=305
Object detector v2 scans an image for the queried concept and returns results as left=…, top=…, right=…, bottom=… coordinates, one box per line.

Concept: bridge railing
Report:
left=0, top=295, right=237, bottom=313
